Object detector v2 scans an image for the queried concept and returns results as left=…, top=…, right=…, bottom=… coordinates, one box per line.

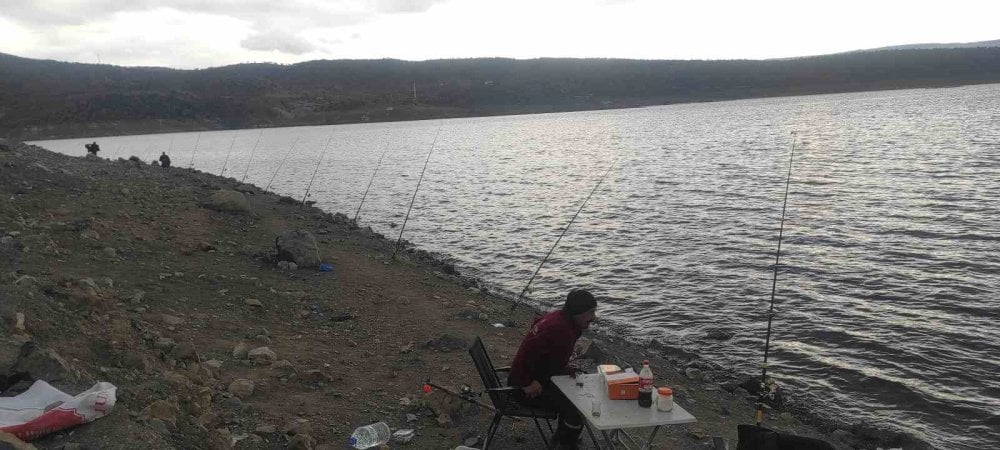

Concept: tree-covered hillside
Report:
left=2, top=48, right=999, bottom=139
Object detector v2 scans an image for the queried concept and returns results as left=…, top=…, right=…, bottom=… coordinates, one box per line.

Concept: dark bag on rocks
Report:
left=737, top=425, right=835, bottom=450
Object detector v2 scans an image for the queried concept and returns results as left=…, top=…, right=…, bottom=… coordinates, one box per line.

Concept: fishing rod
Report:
left=300, top=133, right=336, bottom=208
left=510, top=153, right=621, bottom=312
left=755, top=131, right=797, bottom=426
left=265, top=137, right=300, bottom=192
left=218, top=133, right=238, bottom=177
left=354, top=134, right=393, bottom=223
left=240, top=130, right=264, bottom=183
left=393, top=127, right=442, bottom=259
left=188, top=132, right=201, bottom=168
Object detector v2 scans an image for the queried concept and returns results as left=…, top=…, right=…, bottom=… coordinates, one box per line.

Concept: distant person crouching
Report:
left=85, top=141, right=100, bottom=155
left=159, top=152, right=171, bottom=168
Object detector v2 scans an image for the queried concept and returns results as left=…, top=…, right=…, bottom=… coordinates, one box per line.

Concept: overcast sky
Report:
left=1, top=0, right=998, bottom=69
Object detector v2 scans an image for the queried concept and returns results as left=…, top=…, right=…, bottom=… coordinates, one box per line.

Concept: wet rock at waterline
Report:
left=275, top=230, right=320, bottom=267
left=204, top=190, right=252, bottom=214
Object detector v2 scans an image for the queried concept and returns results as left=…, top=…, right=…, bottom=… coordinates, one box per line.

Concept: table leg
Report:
left=596, top=427, right=663, bottom=450
left=617, top=429, right=640, bottom=449
left=639, top=426, right=661, bottom=450
left=583, top=422, right=602, bottom=449
left=601, top=430, right=616, bottom=448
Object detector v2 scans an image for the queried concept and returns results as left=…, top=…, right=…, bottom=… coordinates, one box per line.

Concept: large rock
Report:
left=141, top=398, right=181, bottom=427
left=1, top=337, right=24, bottom=369
left=171, top=342, right=198, bottom=361
left=203, top=359, right=224, bottom=377
left=228, top=379, right=254, bottom=399
left=275, top=230, right=321, bottom=267
left=287, top=433, right=316, bottom=450
left=248, top=347, right=277, bottom=365
left=208, top=429, right=233, bottom=450
left=232, top=342, right=251, bottom=360
left=205, top=190, right=251, bottom=214
left=0, top=235, right=22, bottom=259
left=6, top=341, right=80, bottom=387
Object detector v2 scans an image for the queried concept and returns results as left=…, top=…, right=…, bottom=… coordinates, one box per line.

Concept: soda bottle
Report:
left=638, top=360, right=654, bottom=408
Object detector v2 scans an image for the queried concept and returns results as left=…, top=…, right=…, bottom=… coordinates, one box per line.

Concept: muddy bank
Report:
left=0, top=138, right=926, bottom=449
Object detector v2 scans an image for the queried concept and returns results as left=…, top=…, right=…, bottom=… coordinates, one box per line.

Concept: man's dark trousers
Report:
left=515, top=381, right=583, bottom=448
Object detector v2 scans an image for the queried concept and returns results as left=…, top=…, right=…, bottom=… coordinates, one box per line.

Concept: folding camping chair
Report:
left=469, top=336, right=557, bottom=449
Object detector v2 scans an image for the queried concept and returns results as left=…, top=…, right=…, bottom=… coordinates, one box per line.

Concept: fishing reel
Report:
left=458, top=383, right=481, bottom=401
left=423, top=379, right=483, bottom=401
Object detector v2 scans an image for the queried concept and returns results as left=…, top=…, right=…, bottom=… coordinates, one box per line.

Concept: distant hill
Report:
left=2, top=47, right=1000, bottom=140
left=864, top=39, right=1000, bottom=51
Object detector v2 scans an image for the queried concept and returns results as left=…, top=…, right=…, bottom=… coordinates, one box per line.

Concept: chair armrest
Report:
left=494, top=366, right=512, bottom=372
left=486, top=386, right=521, bottom=394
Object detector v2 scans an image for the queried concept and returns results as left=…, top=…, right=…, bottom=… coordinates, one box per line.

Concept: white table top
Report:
left=551, top=374, right=697, bottom=431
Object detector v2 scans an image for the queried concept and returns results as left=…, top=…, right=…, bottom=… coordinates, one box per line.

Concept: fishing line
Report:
left=354, top=134, right=393, bottom=223
left=264, top=137, right=300, bottom=192
left=510, top=152, right=621, bottom=312
left=241, top=130, right=264, bottom=183
left=219, top=133, right=238, bottom=177
left=755, top=131, right=797, bottom=426
left=393, top=126, right=443, bottom=259
left=300, top=133, right=336, bottom=208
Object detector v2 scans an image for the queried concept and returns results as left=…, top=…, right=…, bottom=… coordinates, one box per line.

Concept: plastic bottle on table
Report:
left=349, top=421, right=391, bottom=449
left=638, top=359, right=654, bottom=408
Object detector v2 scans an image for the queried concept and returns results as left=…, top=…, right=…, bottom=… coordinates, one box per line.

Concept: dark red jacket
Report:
left=507, top=310, right=582, bottom=388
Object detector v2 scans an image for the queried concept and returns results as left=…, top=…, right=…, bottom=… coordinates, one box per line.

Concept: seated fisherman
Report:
left=508, top=288, right=598, bottom=449
left=85, top=142, right=100, bottom=155
left=159, top=152, right=171, bottom=168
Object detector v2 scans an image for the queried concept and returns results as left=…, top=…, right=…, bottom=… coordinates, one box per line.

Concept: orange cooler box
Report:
left=605, top=369, right=640, bottom=400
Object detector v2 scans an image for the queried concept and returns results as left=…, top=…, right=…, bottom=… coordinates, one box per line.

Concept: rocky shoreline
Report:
left=0, top=138, right=930, bottom=449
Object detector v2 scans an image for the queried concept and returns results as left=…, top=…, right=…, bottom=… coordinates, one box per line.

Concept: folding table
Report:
left=551, top=374, right=696, bottom=449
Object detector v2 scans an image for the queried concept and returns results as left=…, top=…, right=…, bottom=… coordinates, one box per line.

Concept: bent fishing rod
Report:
left=188, top=132, right=201, bottom=168
left=510, top=153, right=621, bottom=313
left=393, top=127, right=443, bottom=259
left=354, top=135, right=393, bottom=223
left=218, top=133, right=238, bottom=177
left=300, top=133, right=336, bottom=208
left=240, top=130, right=265, bottom=183
left=264, top=137, right=300, bottom=192
left=755, top=131, right=797, bottom=426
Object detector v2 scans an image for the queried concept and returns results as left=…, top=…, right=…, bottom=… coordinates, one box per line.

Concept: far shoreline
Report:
left=16, top=80, right=1000, bottom=142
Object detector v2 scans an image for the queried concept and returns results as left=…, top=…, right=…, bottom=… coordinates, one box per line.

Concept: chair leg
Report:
left=532, top=417, right=552, bottom=449
left=483, top=412, right=503, bottom=450
left=545, top=418, right=554, bottom=434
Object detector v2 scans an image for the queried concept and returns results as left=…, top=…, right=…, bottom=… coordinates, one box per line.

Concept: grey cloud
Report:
left=32, top=32, right=228, bottom=68
left=1, top=1, right=369, bottom=28
left=241, top=29, right=316, bottom=54
left=373, top=0, right=448, bottom=13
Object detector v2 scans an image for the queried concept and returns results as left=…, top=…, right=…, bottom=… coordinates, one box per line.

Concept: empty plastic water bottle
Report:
left=349, top=421, right=391, bottom=449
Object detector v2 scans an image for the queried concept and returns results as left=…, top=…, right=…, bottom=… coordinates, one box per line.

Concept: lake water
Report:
left=33, top=84, right=1000, bottom=449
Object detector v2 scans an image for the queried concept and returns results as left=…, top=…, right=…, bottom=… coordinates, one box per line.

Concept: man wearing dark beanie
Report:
left=508, top=288, right=598, bottom=449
